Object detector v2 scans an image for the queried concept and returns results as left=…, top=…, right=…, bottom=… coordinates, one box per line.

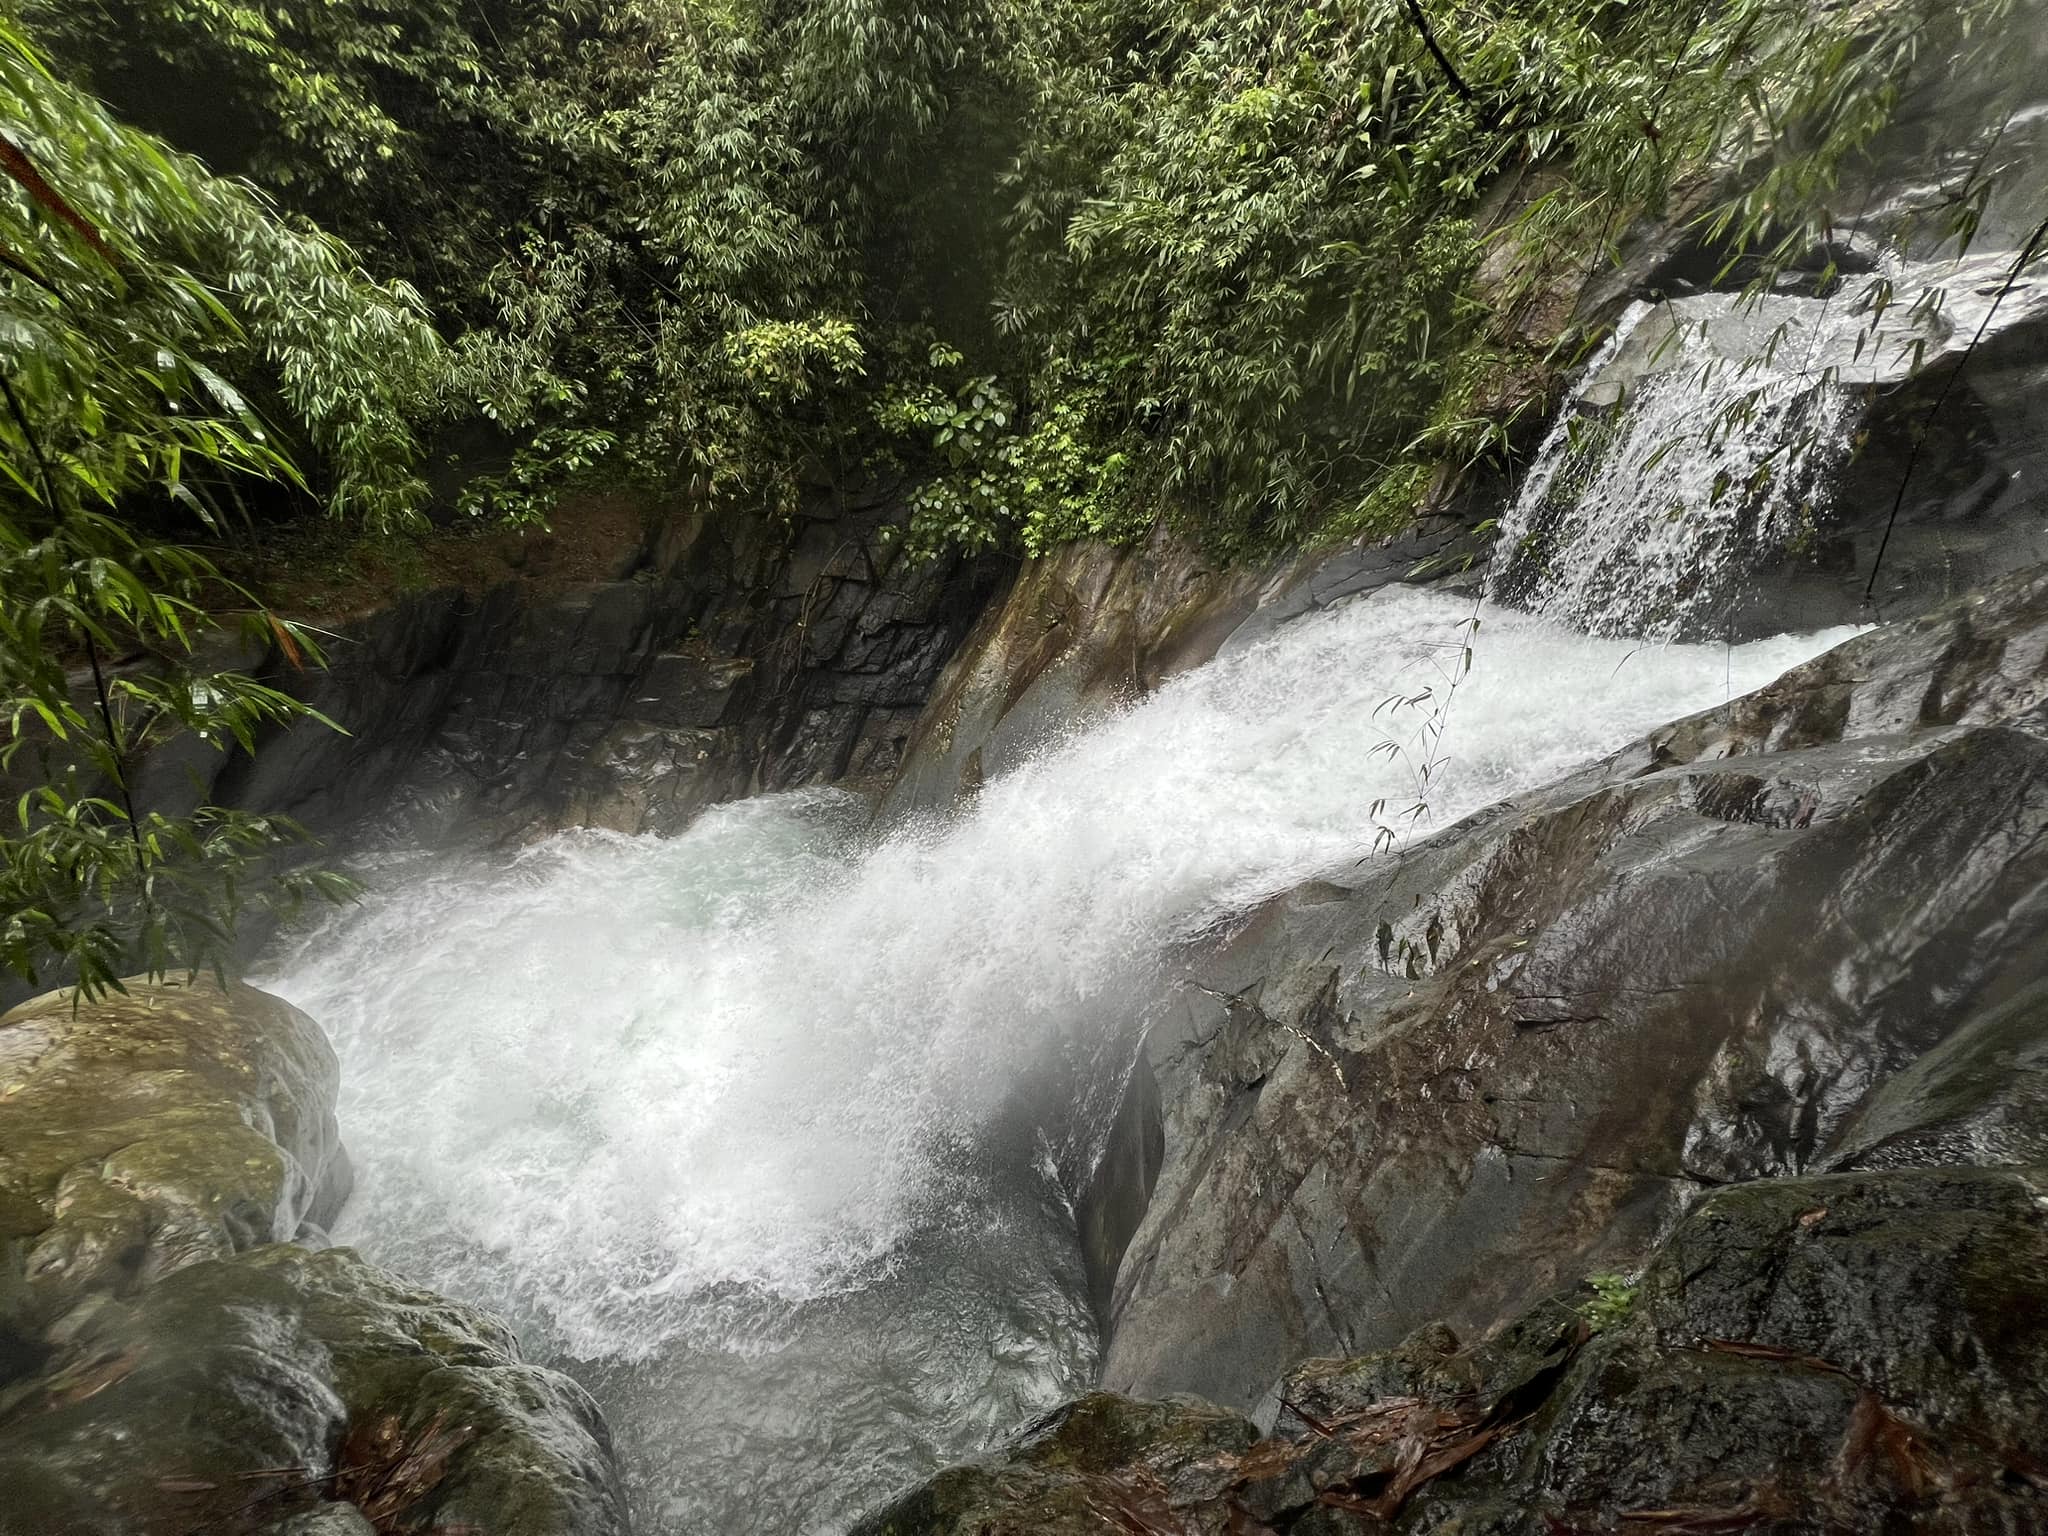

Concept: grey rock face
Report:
left=1104, top=567, right=2048, bottom=1413
left=854, top=1169, right=2048, bottom=1535
left=854, top=562, right=2048, bottom=1536
left=156, top=492, right=1002, bottom=859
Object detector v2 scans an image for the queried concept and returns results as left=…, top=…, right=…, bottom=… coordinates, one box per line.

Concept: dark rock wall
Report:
left=196, top=491, right=1003, bottom=852
left=856, top=1162, right=2048, bottom=1536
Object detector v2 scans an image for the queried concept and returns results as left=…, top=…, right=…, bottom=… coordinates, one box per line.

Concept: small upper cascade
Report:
left=1486, top=299, right=1859, bottom=640
left=1488, top=199, right=2048, bottom=640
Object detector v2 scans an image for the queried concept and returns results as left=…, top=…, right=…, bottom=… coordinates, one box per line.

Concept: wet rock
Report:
left=0, top=1244, right=627, bottom=1536
left=858, top=1167, right=2048, bottom=1535
left=1825, top=979, right=2048, bottom=1172
left=1075, top=1058, right=1166, bottom=1339
left=263, top=1506, right=376, bottom=1536
left=850, top=1392, right=1258, bottom=1536
left=1103, top=566, right=2048, bottom=1413
left=0, top=978, right=347, bottom=1330
left=0, top=979, right=627, bottom=1536
left=884, top=517, right=1489, bottom=821
left=85, top=489, right=1004, bottom=882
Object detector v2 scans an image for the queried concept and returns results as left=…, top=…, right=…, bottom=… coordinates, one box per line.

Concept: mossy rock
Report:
left=852, top=1392, right=1258, bottom=1536
left=0, top=977, right=349, bottom=1331
left=0, top=1244, right=627, bottom=1536
left=0, top=977, right=626, bottom=1534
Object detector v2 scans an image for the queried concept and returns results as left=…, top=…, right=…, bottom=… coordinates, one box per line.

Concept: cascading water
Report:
left=1492, top=222, right=2048, bottom=637
left=250, top=44, right=2042, bottom=1535
left=261, top=584, right=1857, bottom=1534
left=1487, top=300, right=1860, bottom=637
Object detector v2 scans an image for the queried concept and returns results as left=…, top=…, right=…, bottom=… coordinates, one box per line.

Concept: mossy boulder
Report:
left=0, top=978, right=628, bottom=1536
left=0, top=1243, right=627, bottom=1536
left=0, top=977, right=349, bottom=1331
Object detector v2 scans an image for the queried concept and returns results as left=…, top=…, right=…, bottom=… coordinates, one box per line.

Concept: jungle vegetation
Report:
left=0, top=0, right=2026, bottom=989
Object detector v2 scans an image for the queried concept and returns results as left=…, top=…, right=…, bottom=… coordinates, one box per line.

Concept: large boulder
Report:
left=0, top=978, right=628, bottom=1536
left=1103, top=565, right=2048, bottom=1412
left=0, top=1244, right=627, bottom=1536
left=858, top=1165, right=2048, bottom=1535
left=0, top=977, right=348, bottom=1330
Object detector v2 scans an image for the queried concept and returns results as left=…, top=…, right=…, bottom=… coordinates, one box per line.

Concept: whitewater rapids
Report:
left=260, top=584, right=1856, bottom=1532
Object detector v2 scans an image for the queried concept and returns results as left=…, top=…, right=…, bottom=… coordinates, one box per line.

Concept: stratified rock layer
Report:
left=207, top=492, right=1001, bottom=851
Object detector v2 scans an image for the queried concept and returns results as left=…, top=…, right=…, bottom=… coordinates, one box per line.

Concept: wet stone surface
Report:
left=861, top=566, right=2048, bottom=1536
left=0, top=980, right=627, bottom=1536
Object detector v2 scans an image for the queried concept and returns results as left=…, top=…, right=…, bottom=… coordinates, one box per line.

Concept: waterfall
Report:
left=260, top=588, right=1856, bottom=1535
left=1491, top=224, right=2048, bottom=638
left=1487, top=299, right=1859, bottom=638
left=251, top=53, right=2041, bottom=1533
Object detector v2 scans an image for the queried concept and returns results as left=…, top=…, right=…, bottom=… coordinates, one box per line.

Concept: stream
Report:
left=260, top=577, right=1856, bottom=1532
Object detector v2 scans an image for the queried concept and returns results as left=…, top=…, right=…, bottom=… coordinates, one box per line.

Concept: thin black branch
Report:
left=1402, top=0, right=1476, bottom=106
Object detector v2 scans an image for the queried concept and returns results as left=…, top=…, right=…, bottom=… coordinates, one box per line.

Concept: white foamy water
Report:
left=1493, top=216, right=2048, bottom=640
left=259, top=585, right=1858, bottom=1533
left=1490, top=300, right=1859, bottom=638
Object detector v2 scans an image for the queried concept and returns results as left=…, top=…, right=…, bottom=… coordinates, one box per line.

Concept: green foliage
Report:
left=884, top=349, right=1144, bottom=556
left=13, top=0, right=2028, bottom=559
left=0, top=21, right=445, bottom=996
left=0, top=0, right=2022, bottom=996
left=1579, top=1271, right=1640, bottom=1332
left=19, top=0, right=1034, bottom=523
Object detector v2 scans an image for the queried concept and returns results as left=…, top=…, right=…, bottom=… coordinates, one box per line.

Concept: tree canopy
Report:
left=19, top=0, right=2026, bottom=555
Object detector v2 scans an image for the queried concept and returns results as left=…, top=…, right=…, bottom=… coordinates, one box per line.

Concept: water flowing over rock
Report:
left=864, top=565, right=2048, bottom=1536
left=259, top=587, right=1856, bottom=1534
left=81, top=30, right=2044, bottom=1531
left=1488, top=228, right=2048, bottom=641
left=1485, top=303, right=1861, bottom=639
left=1099, top=565, right=2048, bottom=1411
